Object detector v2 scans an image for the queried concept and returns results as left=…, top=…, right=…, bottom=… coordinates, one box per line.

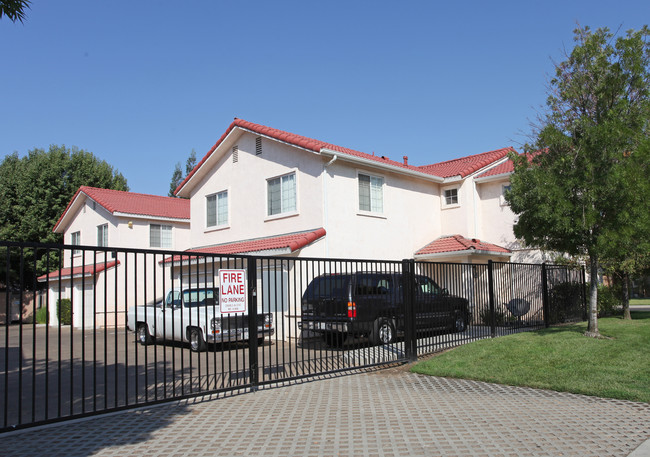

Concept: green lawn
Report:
left=411, top=311, right=650, bottom=402
left=631, top=298, right=650, bottom=306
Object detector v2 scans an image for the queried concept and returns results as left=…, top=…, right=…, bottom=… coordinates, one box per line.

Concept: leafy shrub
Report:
left=548, top=281, right=584, bottom=324
left=597, top=284, right=622, bottom=317
left=479, top=307, right=506, bottom=326
left=35, top=306, right=49, bottom=324
left=57, top=298, right=72, bottom=325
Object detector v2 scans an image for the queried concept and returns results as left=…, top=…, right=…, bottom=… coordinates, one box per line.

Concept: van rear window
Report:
left=304, top=276, right=349, bottom=299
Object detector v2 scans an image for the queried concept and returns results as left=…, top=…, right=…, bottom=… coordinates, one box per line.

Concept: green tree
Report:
left=599, top=139, right=650, bottom=319
left=0, top=145, right=128, bottom=285
left=0, top=0, right=31, bottom=23
left=507, top=25, right=650, bottom=338
left=168, top=149, right=197, bottom=197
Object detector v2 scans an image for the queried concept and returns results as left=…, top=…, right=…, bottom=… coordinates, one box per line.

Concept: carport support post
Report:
left=402, top=259, right=417, bottom=362
left=247, top=257, right=259, bottom=387
left=487, top=260, right=496, bottom=338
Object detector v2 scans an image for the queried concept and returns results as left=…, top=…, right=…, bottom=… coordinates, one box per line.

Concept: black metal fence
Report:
left=1, top=240, right=586, bottom=432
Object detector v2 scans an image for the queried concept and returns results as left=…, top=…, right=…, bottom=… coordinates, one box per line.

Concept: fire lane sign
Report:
left=219, top=269, right=247, bottom=313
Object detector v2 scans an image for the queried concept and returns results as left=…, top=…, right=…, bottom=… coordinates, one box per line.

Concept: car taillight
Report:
left=347, top=301, right=356, bottom=318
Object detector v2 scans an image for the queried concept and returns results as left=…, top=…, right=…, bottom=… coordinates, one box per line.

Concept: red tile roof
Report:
left=54, top=186, right=190, bottom=232
left=475, top=159, right=514, bottom=178
left=415, top=235, right=511, bottom=257
left=417, top=147, right=515, bottom=178
left=475, top=152, right=535, bottom=179
left=175, top=119, right=514, bottom=194
left=37, top=260, right=120, bottom=282
left=162, top=228, right=326, bottom=263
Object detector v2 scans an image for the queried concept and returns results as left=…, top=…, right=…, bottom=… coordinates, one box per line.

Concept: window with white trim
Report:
left=71, top=231, right=81, bottom=255
left=267, top=173, right=296, bottom=216
left=150, top=224, right=173, bottom=248
left=97, top=224, right=108, bottom=247
left=358, top=173, right=384, bottom=213
left=501, top=184, right=511, bottom=206
left=443, top=187, right=459, bottom=207
left=206, top=191, right=228, bottom=228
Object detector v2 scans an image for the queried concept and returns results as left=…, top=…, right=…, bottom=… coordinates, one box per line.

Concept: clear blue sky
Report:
left=2, top=0, right=648, bottom=196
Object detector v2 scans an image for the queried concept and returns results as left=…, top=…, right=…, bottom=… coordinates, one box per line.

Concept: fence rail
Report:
left=1, top=240, right=586, bottom=432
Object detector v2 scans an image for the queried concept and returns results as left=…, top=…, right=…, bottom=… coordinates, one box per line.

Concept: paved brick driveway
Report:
left=1, top=366, right=649, bottom=456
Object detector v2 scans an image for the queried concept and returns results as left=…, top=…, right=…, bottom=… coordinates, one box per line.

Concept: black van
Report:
left=300, top=272, right=470, bottom=347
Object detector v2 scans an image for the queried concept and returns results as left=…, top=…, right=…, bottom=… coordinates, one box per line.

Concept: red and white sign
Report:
left=219, top=269, right=247, bottom=313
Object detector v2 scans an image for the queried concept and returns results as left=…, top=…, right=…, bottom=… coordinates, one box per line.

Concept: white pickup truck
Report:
left=127, top=287, right=274, bottom=352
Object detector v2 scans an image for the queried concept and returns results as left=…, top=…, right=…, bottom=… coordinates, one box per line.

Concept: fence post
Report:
left=402, top=259, right=417, bottom=362
left=247, top=257, right=259, bottom=388
left=487, top=260, right=496, bottom=337
left=541, top=263, right=550, bottom=328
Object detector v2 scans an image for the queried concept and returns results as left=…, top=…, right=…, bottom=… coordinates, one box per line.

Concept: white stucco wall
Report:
left=51, top=197, right=190, bottom=328
left=476, top=179, right=517, bottom=248
left=438, top=180, right=475, bottom=239
left=322, top=160, right=438, bottom=260
left=188, top=132, right=325, bottom=250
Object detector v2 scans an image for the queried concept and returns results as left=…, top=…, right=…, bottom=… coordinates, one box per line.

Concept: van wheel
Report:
left=371, top=319, right=395, bottom=345
left=137, top=323, right=153, bottom=345
left=322, top=332, right=347, bottom=348
left=189, top=327, right=206, bottom=352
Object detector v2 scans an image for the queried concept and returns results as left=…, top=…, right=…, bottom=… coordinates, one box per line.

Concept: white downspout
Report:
left=322, top=155, right=338, bottom=257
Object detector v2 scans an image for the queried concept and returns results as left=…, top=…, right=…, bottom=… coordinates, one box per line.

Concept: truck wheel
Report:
left=371, top=319, right=395, bottom=345
left=137, top=323, right=153, bottom=345
left=188, top=327, right=206, bottom=352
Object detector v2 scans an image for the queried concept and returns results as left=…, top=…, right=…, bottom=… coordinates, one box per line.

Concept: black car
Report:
left=300, top=272, right=471, bottom=346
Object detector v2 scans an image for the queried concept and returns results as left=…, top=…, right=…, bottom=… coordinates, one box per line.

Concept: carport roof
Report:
left=161, top=228, right=326, bottom=263
left=37, top=260, right=120, bottom=282
left=415, top=235, right=511, bottom=260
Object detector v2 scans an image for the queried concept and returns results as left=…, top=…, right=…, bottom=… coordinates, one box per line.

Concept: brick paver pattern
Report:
left=1, top=370, right=649, bottom=457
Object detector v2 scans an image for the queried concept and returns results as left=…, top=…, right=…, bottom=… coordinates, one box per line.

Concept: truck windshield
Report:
left=182, top=289, right=217, bottom=308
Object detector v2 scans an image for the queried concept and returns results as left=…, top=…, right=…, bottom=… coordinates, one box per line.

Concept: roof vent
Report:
left=232, top=145, right=239, bottom=163
left=403, top=156, right=408, bottom=165
left=256, top=136, right=262, bottom=155
left=472, top=238, right=479, bottom=243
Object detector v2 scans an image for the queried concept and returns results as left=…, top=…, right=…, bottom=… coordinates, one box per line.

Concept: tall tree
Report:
left=168, top=149, right=197, bottom=197
left=507, top=25, right=650, bottom=338
left=599, top=139, right=650, bottom=319
left=0, top=0, right=31, bottom=23
left=0, top=145, right=128, bottom=284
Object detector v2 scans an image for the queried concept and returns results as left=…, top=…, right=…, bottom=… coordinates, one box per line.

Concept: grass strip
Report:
left=411, top=311, right=650, bottom=402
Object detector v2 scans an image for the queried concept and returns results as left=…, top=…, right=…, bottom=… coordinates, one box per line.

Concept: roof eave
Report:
left=112, top=212, right=190, bottom=223
left=414, top=249, right=512, bottom=260
left=175, top=127, right=242, bottom=198
left=53, top=191, right=86, bottom=233
left=474, top=171, right=513, bottom=183
left=320, top=148, right=444, bottom=183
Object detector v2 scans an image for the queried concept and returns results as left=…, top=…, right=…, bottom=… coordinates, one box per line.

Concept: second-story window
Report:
left=443, top=188, right=459, bottom=206
left=358, top=173, right=384, bottom=213
left=501, top=184, right=511, bottom=206
left=97, top=224, right=108, bottom=247
left=71, top=231, right=81, bottom=255
left=267, top=172, right=296, bottom=216
left=150, top=224, right=173, bottom=248
left=206, top=190, right=228, bottom=228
